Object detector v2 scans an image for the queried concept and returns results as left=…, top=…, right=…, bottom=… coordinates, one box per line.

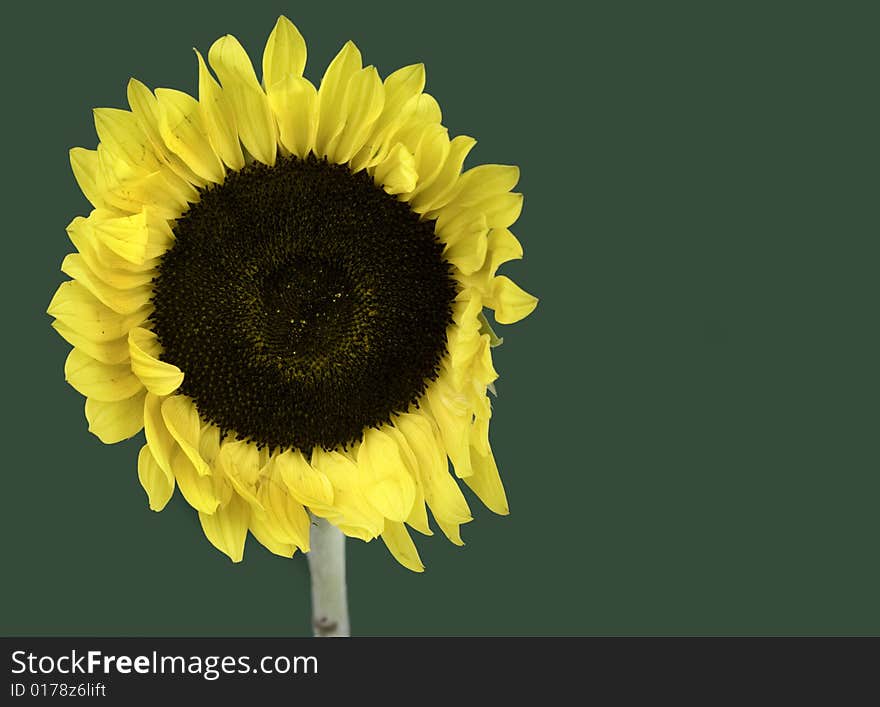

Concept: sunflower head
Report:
left=48, top=16, right=537, bottom=571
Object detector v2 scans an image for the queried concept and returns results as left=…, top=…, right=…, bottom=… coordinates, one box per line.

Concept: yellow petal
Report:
left=85, top=391, right=146, bottom=443
left=67, top=210, right=173, bottom=274
left=97, top=152, right=191, bottom=220
left=195, top=50, right=245, bottom=171
left=372, top=143, right=417, bottom=195
left=437, top=196, right=523, bottom=249
left=94, top=107, right=162, bottom=173
left=349, top=63, right=425, bottom=172
left=60, top=253, right=151, bottom=315
left=395, top=412, right=472, bottom=524
left=170, top=444, right=219, bottom=514
left=65, top=348, right=144, bottom=402
left=410, top=135, right=476, bottom=214
left=438, top=211, right=488, bottom=251
left=310, top=449, right=384, bottom=539
left=450, top=165, right=520, bottom=208
left=142, top=393, right=175, bottom=485
left=155, top=88, right=225, bottom=184
left=214, top=438, right=264, bottom=508
left=256, top=465, right=311, bottom=551
left=161, top=395, right=209, bottom=476
left=385, top=424, right=432, bottom=536
left=127, top=78, right=206, bottom=187
left=262, top=15, right=307, bottom=90
left=314, top=41, right=362, bottom=159
left=381, top=521, right=424, bottom=572
left=208, top=34, right=277, bottom=165
left=199, top=494, right=249, bottom=562
left=51, top=321, right=129, bottom=365
left=249, top=513, right=297, bottom=558
left=198, top=423, right=222, bottom=465
left=272, top=448, right=334, bottom=507
left=464, top=447, right=509, bottom=515
left=488, top=276, right=538, bottom=324
left=424, top=376, right=472, bottom=478
left=137, top=443, right=174, bottom=511
left=407, top=123, right=450, bottom=198
left=48, top=280, right=150, bottom=342
left=331, top=66, right=385, bottom=164
left=437, top=518, right=469, bottom=546
left=266, top=75, right=318, bottom=159
left=485, top=228, right=523, bottom=276
left=88, top=210, right=151, bottom=265
left=128, top=327, right=184, bottom=396
left=356, top=428, right=417, bottom=523
left=69, top=148, right=107, bottom=209
left=444, top=223, right=488, bottom=275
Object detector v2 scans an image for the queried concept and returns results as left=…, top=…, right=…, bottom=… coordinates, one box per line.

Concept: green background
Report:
left=2, top=0, right=876, bottom=636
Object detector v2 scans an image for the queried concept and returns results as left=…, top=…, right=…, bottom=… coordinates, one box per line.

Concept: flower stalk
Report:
left=306, top=517, right=351, bottom=637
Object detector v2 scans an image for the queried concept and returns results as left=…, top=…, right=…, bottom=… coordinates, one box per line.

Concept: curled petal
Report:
left=138, top=443, right=175, bottom=512
left=128, top=327, right=184, bottom=396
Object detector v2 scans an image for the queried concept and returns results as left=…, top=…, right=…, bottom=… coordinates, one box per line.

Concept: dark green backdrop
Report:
left=2, top=1, right=876, bottom=636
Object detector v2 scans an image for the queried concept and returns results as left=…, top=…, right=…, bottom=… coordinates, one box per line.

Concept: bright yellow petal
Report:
left=249, top=513, right=297, bottom=558
left=195, top=50, right=246, bottom=171
left=272, top=448, right=334, bottom=507
left=127, top=78, right=206, bottom=188
left=85, top=391, right=146, bottom=444
left=94, top=107, right=161, bottom=172
left=487, top=276, right=538, bottom=324
left=349, top=62, right=425, bottom=172
left=51, top=321, right=129, bottom=365
left=356, top=427, right=417, bottom=523
left=128, top=327, right=184, bottom=396
left=464, top=447, right=509, bottom=515
left=262, top=15, right=307, bottom=90
left=69, top=148, right=108, bottom=209
left=406, top=123, right=450, bottom=198
left=67, top=209, right=173, bottom=275
left=170, top=445, right=219, bottom=514
left=314, top=41, right=362, bottom=159
left=438, top=517, right=472, bottom=546
left=256, top=465, right=311, bottom=551
left=161, top=395, right=210, bottom=476
left=424, top=375, right=472, bottom=478
left=444, top=222, right=489, bottom=275
left=449, top=164, right=520, bottom=208
left=385, top=424, right=432, bottom=536
left=87, top=210, right=151, bottom=265
left=395, top=412, right=472, bottom=524
left=381, top=521, right=424, bottom=572
left=48, top=280, right=150, bottom=342
left=208, top=34, right=277, bottom=165
left=155, top=88, right=226, bottom=184
left=331, top=66, right=385, bottom=164
left=267, top=75, right=318, bottom=159
left=310, top=449, right=384, bottom=540
left=214, top=438, right=264, bottom=508
left=143, top=392, right=175, bottom=484
left=97, top=159, right=191, bottom=220
left=410, top=135, right=476, bottom=214
left=372, top=143, right=417, bottom=195
left=487, top=227, right=523, bottom=271
left=60, top=254, right=152, bottom=315
left=137, top=443, right=175, bottom=511
left=199, top=494, right=250, bottom=562
left=65, top=348, right=144, bottom=402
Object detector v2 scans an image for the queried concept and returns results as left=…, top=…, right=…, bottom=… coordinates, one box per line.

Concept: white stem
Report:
left=306, top=517, right=350, bottom=637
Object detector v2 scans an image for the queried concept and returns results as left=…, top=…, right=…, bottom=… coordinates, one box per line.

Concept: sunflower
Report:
left=48, top=16, right=537, bottom=574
